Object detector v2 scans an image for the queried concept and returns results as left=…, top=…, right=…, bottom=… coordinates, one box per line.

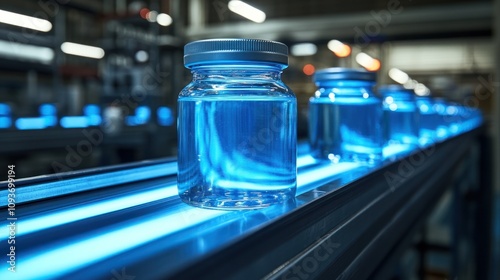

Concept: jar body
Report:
left=432, top=98, right=450, bottom=140
left=177, top=65, right=297, bottom=209
left=416, top=96, right=438, bottom=144
left=382, top=91, right=419, bottom=146
left=308, top=80, right=384, bottom=164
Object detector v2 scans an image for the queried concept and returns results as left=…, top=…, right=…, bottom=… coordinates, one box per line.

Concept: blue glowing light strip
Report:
left=296, top=154, right=317, bottom=167
left=0, top=185, right=178, bottom=241
left=0, top=146, right=425, bottom=279
left=0, top=155, right=319, bottom=240
left=0, top=162, right=177, bottom=207
left=60, top=116, right=89, bottom=128
left=0, top=150, right=410, bottom=241
left=1, top=160, right=362, bottom=279
left=383, top=143, right=416, bottom=158
left=297, top=162, right=362, bottom=195
left=15, top=117, right=47, bottom=130
left=0, top=116, right=11, bottom=128
left=0, top=207, right=224, bottom=280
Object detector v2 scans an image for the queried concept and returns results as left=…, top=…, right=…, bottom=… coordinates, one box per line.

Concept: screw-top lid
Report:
left=313, top=67, right=376, bottom=82
left=378, top=85, right=414, bottom=96
left=184, top=38, right=288, bottom=68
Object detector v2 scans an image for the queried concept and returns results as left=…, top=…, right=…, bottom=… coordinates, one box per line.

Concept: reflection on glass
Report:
left=309, top=68, right=384, bottom=164
left=379, top=85, right=419, bottom=147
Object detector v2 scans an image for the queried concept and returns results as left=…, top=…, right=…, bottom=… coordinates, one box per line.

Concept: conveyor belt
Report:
left=0, top=128, right=483, bottom=280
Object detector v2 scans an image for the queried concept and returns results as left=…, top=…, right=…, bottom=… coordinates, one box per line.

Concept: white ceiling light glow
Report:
left=290, top=43, right=317, bottom=56
left=61, top=42, right=105, bottom=59
left=0, top=9, right=52, bottom=32
left=355, top=52, right=381, bottom=71
left=156, top=13, right=173, bottom=26
left=0, top=40, right=54, bottom=63
left=228, top=1, right=266, bottom=23
left=388, top=68, right=410, bottom=84
left=414, top=83, right=431, bottom=96
left=327, top=40, right=351, bottom=57
left=146, top=11, right=158, bottom=23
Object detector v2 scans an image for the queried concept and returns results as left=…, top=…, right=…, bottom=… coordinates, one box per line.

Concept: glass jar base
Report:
left=179, top=187, right=296, bottom=210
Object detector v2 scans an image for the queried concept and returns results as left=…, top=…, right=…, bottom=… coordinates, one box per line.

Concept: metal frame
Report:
left=170, top=129, right=484, bottom=280
left=0, top=127, right=489, bottom=279
left=186, top=2, right=492, bottom=42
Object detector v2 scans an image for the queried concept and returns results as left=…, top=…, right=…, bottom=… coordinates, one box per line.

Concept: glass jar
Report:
left=433, top=97, right=450, bottom=140
left=415, top=95, right=438, bottom=145
left=309, top=68, right=384, bottom=164
left=379, top=85, right=419, bottom=146
left=177, top=39, right=297, bottom=210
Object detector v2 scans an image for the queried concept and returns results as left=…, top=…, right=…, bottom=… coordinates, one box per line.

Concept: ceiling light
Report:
left=228, top=1, right=266, bottom=23
left=0, top=9, right=52, bottom=32
left=61, top=42, right=105, bottom=59
left=355, top=52, right=381, bottom=72
left=414, top=83, right=430, bottom=96
left=156, top=13, right=172, bottom=26
left=290, top=43, right=317, bottom=56
left=135, top=50, right=149, bottom=63
left=146, top=11, right=158, bottom=22
left=0, top=40, right=54, bottom=63
left=403, top=79, right=418, bottom=89
left=388, top=68, right=409, bottom=84
left=327, top=40, right=351, bottom=58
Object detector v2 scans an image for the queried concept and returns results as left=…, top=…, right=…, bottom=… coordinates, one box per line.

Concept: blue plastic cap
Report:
left=184, top=38, right=288, bottom=68
left=313, top=67, right=376, bottom=82
left=378, top=84, right=414, bottom=96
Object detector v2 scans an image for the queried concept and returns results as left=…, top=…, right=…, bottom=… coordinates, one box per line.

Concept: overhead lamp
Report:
left=156, top=13, right=172, bottom=26
left=0, top=40, right=54, bottom=63
left=61, top=42, right=105, bottom=59
left=146, top=10, right=158, bottom=22
left=135, top=50, right=149, bottom=63
left=355, top=52, right=380, bottom=72
left=290, top=43, right=317, bottom=56
left=414, top=83, right=430, bottom=96
left=403, top=79, right=418, bottom=89
left=327, top=40, right=351, bottom=58
left=0, top=9, right=52, bottom=32
left=388, top=68, right=409, bottom=84
left=228, top=1, right=266, bottom=23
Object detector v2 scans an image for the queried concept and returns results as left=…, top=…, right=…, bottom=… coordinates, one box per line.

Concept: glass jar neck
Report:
left=190, top=64, right=284, bottom=82
left=315, top=80, right=375, bottom=97
left=316, top=80, right=375, bottom=88
left=381, top=91, right=415, bottom=101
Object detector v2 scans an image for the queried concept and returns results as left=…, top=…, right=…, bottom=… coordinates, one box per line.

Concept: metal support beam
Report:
left=189, top=0, right=206, bottom=30
left=491, top=1, right=500, bottom=279
left=186, top=3, right=492, bottom=42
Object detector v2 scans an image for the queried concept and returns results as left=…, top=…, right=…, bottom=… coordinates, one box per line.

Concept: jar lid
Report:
left=184, top=38, right=288, bottom=68
left=313, top=67, right=376, bottom=82
left=378, top=85, right=414, bottom=96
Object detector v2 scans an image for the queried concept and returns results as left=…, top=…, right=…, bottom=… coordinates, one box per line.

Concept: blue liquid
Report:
left=384, top=105, right=419, bottom=146
left=308, top=97, right=384, bottom=163
left=416, top=98, right=438, bottom=143
left=177, top=96, right=296, bottom=209
left=419, top=112, right=438, bottom=144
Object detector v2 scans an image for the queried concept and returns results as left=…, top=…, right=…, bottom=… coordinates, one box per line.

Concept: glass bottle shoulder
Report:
left=179, top=79, right=295, bottom=100
left=310, top=85, right=380, bottom=105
